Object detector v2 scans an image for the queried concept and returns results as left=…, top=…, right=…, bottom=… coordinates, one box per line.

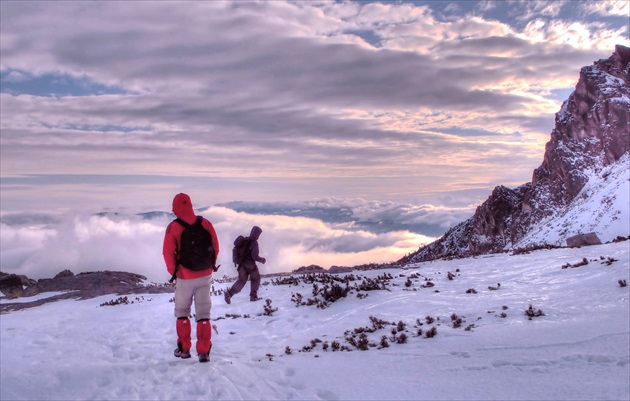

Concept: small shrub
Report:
left=525, top=304, right=545, bottom=319
left=291, top=293, right=304, bottom=306
left=574, top=258, right=589, bottom=267
left=379, top=335, right=390, bottom=348
left=562, top=258, right=590, bottom=269
left=397, top=320, right=406, bottom=332
left=396, top=333, right=408, bottom=344
left=619, top=279, right=627, bottom=288
left=356, top=333, right=370, bottom=350
left=602, top=257, right=618, bottom=266
left=285, top=346, right=292, bottom=355
left=425, top=327, right=437, bottom=338
left=100, top=296, right=129, bottom=307
left=451, top=313, right=463, bottom=328
left=263, top=299, right=278, bottom=316
left=370, top=316, right=392, bottom=330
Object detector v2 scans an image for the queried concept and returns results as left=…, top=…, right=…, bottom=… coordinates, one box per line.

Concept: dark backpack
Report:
left=232, top=235, right=252, bottom=267
left=176, top=216, right=216, bottom=271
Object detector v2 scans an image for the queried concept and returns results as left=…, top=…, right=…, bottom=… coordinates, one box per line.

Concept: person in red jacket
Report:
left=163, top=193, right=220, bottom=363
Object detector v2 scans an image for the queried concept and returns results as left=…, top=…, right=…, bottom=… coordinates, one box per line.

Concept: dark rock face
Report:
left=53, top=269, right=75, bottom=279
left=0, top=273, right=37, bottom=297
left=293, top=264, right=327, bottom=273
left=403, top=45, right=630, bottom=264
left=0, top=274, right=24, bottom=298
left=328, top=265, right=354, bottom=274
left=36, top=270, right=147, bottom=293
left=566, top=232, right=602, bottom=248
left=1, top=270, right=174, bottom=313
left=531, top=44, right=630, bottom=209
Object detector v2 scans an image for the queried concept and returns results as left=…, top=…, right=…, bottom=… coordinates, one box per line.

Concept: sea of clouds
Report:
left=0, top=199, right=475, bottom=282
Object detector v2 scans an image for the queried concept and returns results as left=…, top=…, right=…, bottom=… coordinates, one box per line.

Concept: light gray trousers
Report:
left=174, top=275, right=212, bottom=321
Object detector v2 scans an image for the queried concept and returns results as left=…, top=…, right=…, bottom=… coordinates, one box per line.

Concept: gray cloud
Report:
left=1, top=1, right=625, bottom=214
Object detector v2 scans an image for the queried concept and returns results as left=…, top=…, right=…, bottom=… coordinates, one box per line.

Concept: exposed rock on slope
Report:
left=0, top=270, right=174, bottom=312
left=402, top=45, right=630, bottom=264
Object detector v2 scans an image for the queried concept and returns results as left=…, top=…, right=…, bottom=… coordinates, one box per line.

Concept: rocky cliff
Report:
left=402, top=45, right=630, bottom=264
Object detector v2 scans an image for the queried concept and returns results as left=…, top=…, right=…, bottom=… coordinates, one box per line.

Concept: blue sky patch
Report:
left=344, top=29, right=383, bottom=48
left=550, top=88, right=575, bottom=102
left=64, top=124, right=152, bottom=133
left=434, top=126, right=501, bottom=138
left=0, top=69, right=129, bottom=97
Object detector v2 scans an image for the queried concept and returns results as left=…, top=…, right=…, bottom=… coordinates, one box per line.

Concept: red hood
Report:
left=172, top=193, right=196, bottom=224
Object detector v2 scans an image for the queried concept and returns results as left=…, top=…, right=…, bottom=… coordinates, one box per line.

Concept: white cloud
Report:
left=522, top=19, right=625, bottom=50
left=512, top=0, right=565, bottom=23
left=0, top=205, right=439, bottom=282
left=581, top=0, right=629, bottom=17
left=0, top=1, right=625, bottom=215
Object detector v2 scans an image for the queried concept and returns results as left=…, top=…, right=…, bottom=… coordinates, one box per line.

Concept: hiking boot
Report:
left=250, top=296, right=262, bottom=302
left=174, top=348, right=191, bottom=359
left=224, top=291, right=231, bottom=304
left=198, top=353, right=210, bottom=363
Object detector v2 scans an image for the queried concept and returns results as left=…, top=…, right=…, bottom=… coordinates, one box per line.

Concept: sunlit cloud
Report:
left=0, top=204, right=442, bottom=282
left=581, top=0, right=629, bottom=17
left=1, top=1, right=626, bottom=217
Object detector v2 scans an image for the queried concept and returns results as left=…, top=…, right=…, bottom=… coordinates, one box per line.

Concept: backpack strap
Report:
left=175, top=218, right=189, bottom=228
left=175, top=216, right=202, bottom=228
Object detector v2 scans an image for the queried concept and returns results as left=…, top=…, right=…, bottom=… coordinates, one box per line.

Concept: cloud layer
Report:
left=1, top=1, right=627, bottom=213
left=0, top=202, right=444, bottom=282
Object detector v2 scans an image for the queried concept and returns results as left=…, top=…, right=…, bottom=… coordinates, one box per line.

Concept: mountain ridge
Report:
left=402, top=45, right=630, bottom=264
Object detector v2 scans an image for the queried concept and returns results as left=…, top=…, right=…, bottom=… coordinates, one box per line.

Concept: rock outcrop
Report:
left=1, top=270, right=174, bottom=313
left=402, top=45, right=630, bottom=264
left=566, top=232, right=602, bottom=248
left=0, top=273, right=37, bottom=298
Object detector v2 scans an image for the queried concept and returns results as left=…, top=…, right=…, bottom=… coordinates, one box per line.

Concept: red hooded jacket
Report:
left=163, top=193, right=220, bottom=280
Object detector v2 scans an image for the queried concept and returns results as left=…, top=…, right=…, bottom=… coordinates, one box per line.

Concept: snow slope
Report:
left=1, top=242, right=629, bottom=401
left=516, top=153, right=630, bottom=248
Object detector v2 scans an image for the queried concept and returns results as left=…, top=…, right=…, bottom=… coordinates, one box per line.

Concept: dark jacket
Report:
left=242, top=226, right=265, bottom=269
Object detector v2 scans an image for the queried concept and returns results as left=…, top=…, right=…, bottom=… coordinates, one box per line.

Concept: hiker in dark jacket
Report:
left=225, top=226, right=266, bottom=303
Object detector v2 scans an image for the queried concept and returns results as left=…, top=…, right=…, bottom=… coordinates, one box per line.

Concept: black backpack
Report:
left=176, top=216, right=216, bottom=271
left=232, top=235, right=252, bottom=267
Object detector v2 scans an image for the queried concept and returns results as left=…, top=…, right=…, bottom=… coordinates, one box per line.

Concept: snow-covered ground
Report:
left=1, top=241, right=629, bottom=401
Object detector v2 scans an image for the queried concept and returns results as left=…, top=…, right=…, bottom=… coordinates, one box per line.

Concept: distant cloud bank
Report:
left=1, top=199, right=469, bottom=281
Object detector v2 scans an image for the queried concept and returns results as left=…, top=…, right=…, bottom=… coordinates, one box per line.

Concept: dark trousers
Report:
left=229, top=266, right=260, bottom=298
